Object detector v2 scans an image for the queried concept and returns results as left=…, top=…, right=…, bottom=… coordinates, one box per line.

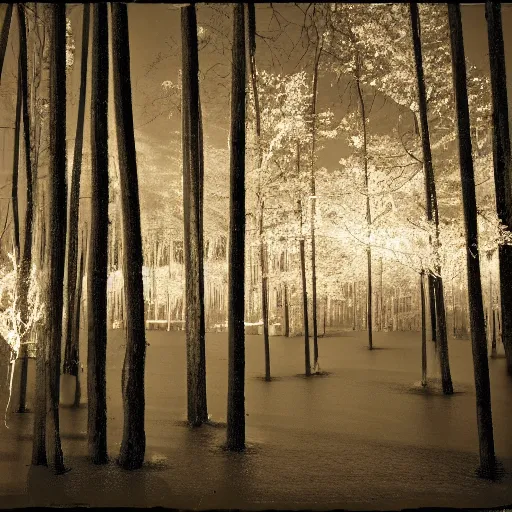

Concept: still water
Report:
left=1, top=329, right=512, bottom=509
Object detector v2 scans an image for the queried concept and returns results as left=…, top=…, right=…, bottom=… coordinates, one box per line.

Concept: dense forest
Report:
left=0, top=2, right=511, bottom=507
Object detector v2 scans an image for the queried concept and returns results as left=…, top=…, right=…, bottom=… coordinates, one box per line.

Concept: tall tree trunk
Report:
left=310, top=37, right=322, bottom=369
left=246, top=3, right=270, bottom=380
left=284, top=283, right=290, bottom=337
left=259, top=201, right=270, bottom=381
left=63, top=4, right=90, bottom=384
left=17, top=3, right=34, bottom=413
left=448, top=3, right=496, bottom=479
left=420, top=270, right=427, bottom=387
left=355, top=56, right=373, bottom=350
left=0, top=4, right=12, bottom=83
left=486, top=1, right=512, bottom=375
left=72, top=231, right=86, bottom=407
left=299, top=201, right=311, bottom=378
left=45, top=3, right=67, bottom=474
left=428, top=274, right=437, bottom=342
left=181, top=3, right=208, bottom=426
left=226, top=3, right=246, bottom=452
left=11, top=58, right=21, bottom=262
left=410, top=2, right=453, bottom=394
left=88, top=3, right=109, bottom=465
left=112, top=3, right=147, bottom=469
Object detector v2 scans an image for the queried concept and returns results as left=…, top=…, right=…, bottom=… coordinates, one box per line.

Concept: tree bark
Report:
left=448, top=3, right=496, bottom=479
left=88, top=3, right=109, bottom=465
left=11, top=56, right=21, bottom=262
left=63, top=4, right=90, bottom=382
left=410, top=2, right=453, bottom=393
left=45, top=3, right=67, bottom=474
left=72, top=232, right=86, bottom=407
left=181, top=3, right=208, bottom=426
left=355, top=57, right=373, bottom=350
left=486, top=1, right=512, bottom=375
left=17, top=3, right=34, bottom=414
left=420, top=270, right=427, bottom=387
left=0, top=4, right=12, bottom=83
left=226, top=3, right=246, bottom=452
left=112, top=3, right=147, bottom=469
left=284, top=283, right=290, bottom=337
left=246, top=3, right=270, bottom=380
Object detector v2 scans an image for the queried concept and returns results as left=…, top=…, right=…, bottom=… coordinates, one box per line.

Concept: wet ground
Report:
left=1, top=329, right=512, bottom=510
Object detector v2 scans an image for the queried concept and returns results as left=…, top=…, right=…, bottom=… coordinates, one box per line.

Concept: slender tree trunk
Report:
left=45, top=3, right=67, bottom=474
left=88, top=3, right=109, bottom=465
left=181, top=3, right=207, bottom=426
left=63, top=4, right=90, bottom=382
left=17, top=3, right=34, bottom=414
left=259, top=201, right=270, bottom=380
left=410, top=2, right=453, bottom=392
left=72, top=232, right=86, bottom=407
left=0, top=4, right=12, bottom=83
left=284, top=283, right=290, bottom=337
left=355, top=58, right=372, bottom=350
left=310, top=38, right=322, bottom=369
left=420, top=270, right=427, bottom=387
left=112, top=3, right=147, bottom=469
left=492, top=309, right=497, bottom=358
left=448, top=3, right=496, bottom=479
left=486, top=1, right=512, bottom=375
left=247, top=3, right=270, bottom=380
left=11, top=59, right=21, bottom=262
left=226, top=3, right=246, bottom=452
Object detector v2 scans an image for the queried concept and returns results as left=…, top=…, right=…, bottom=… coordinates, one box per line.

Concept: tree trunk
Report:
left=355, top=57, right=373, bottom=350
left=45, top=3, right=67, bottom=474
left=112, top=3, right=147, bottom=469
left=63, top=4, right=90, bottom=381
left=410, top=2, right=453, bottom=392
left=259, top=202, right=271, bottom=381
left=299, top=197, right=311, bottom=377
left=247, top=3, right=270, bottom=381
left=32, top=318, right=47, bottom=466
left=448, top=3, right=496, bottom=479
left=11, top=57, right=21, bottom=262
left=226, top=3, right=246, bottom=452
left=17, top=3, right=34, bottom=414
left=181, top=3, right=208, bottom=426
left=88, top=3, right=109, bottom=465
left=486, top=1, right=512, bottom=375
left=72, top=232, right=86, bottom=407
left=284, top=283, right=290, bottom=337
left=420, top=270, right=427, bottom=387
left=310, top=37, right=322, bottom=370
left=0, top=4, right=12, bottom=83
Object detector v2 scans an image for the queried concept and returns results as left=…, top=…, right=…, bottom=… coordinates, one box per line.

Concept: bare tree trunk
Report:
left=259, top=202, right=270, bottom=380
left=72, top=232, right=86, bottom=407
left=486, top=1, right=512, bottom=375
left=112, top=3, right=147, bottom=469
left=299, top=197, right=311, bottom=377
left=410, top=2, right=453, bottom=393
left=45, top=3, right=67, bottom=474
left=11, top=57, right=21, bottom=262
left=181, top=3, right=208, bottom=426
left=310, top=37, right=322, bottom=369
left=63, top=4, right=90, bottom=384
left=284, top=283, right=290, bottom=337
left=448, top=3, right=496, bottom=479
left=226, top=3, right=246, bottom=452
left=88, top=3, right=109, bottom=465
left=355, top=57, right=373, bottom=350
left=17, top=3, right=34, bottom=414
left=420, top=270, right=427, bottom=387
left=0, top=4, right=12, bottom=83
left=246, top=3, right=270, bottom=380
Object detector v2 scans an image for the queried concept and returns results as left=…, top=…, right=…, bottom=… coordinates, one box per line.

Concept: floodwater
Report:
left=1, top=329, right=512, bottom=510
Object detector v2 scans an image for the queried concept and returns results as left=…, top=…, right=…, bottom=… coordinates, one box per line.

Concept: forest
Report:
left=0, top=2, right=511, bottom=509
